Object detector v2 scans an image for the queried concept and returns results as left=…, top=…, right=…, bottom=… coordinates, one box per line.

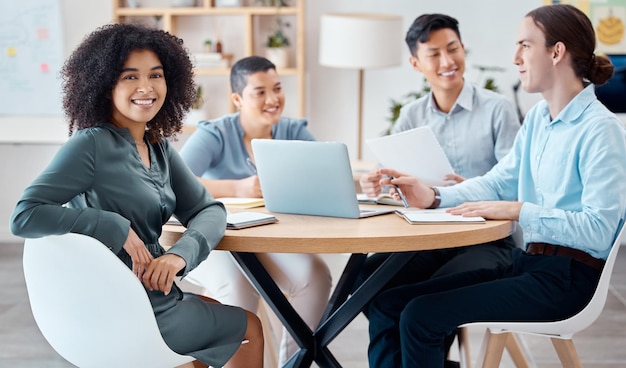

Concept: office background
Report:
left=1, top=0, right=625, bottom=242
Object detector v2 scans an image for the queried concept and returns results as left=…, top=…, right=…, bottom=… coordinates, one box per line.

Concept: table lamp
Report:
left=319, top=13, right=403, bottom=159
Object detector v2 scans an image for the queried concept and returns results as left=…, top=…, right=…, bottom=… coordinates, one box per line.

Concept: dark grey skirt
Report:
left=154, top=290, right=247, bottom=367
left=119, top=246, right=248, bottom=367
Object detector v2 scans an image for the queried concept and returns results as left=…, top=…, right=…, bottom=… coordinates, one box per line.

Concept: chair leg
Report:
left=458, top=327, right=472, bottom=368
left=505, top=333, right=530, bottom=368
left=474, top=329, right=508, bottom=368
left=551, top=338, right=583, bottom=368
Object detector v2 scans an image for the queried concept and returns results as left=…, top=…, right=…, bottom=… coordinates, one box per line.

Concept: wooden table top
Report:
left=161, top=207, right=514, bottom=254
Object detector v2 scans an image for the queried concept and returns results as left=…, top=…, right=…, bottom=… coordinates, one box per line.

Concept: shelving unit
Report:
left=112, top=0, right=306, bottom=118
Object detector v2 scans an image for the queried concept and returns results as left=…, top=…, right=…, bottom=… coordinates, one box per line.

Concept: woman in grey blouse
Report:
left=10, top=24, right=263, bottom=368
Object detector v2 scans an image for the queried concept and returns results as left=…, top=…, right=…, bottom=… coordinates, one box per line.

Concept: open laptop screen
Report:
left=252, top=139, right=393, bottom=219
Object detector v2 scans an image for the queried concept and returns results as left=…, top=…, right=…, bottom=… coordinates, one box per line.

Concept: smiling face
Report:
left=410, top=28, right=465, bottom=95
left=232, top=69, right=285, bottom=127
left=513, top=17, right=555, bottom=95
left=110, top=49, right=166, bottom=129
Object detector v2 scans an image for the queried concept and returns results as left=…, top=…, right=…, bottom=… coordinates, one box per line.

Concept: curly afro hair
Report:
left=61, top=23, right=196, bottom=143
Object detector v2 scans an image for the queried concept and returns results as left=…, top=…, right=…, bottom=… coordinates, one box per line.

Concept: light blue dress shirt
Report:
left=392, top=82, right=520, bottom=178
left=180, top=112, right=315, bottom=179
left=438, top=85, right=626, bottom=260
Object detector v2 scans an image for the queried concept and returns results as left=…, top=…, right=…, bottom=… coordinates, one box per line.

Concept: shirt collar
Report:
left=542, top=84, right=596, bottom=126
left=427, top=80, right=474, bottom=114
left=233, top=111, right=278, bottom=139
left=233, top=112, right=246, bottom=139
left=102, top=123, right=137, bottom=146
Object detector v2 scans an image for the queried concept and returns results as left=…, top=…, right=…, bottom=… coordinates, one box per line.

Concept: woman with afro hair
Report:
left=10, top=23, right=263, bottom=368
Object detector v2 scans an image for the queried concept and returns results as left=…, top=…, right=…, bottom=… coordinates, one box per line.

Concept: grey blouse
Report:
left=10, top=124, right=226, bottom=280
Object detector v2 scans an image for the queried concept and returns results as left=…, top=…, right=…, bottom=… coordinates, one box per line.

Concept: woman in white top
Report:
left=179, top=56, right=332, bottom=365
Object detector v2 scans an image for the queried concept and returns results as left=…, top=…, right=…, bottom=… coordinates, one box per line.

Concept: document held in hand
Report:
left=365, top=126, right=455, bottom=186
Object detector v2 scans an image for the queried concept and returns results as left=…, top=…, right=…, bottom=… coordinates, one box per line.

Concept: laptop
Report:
left=251, top=139, right=395, bottom=219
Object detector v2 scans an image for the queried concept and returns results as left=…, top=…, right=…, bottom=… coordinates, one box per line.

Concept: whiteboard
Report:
left=0, top=0, right=64, bottom=115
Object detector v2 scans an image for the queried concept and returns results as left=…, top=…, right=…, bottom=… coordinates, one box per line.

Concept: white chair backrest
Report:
left=564, top=220, right=626, bottom=334
left=23, top=233, right=193, bottom=368
left=474, top=220, right=626, bottom=338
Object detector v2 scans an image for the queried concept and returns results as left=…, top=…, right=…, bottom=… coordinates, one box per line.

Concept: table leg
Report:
left=316, top=252, right=416, bottom=347
left=319, top=253, right=368, bottom=323
left=230, top=252, right=315, bottom=367
left=232, top=251, right=416, bottom=368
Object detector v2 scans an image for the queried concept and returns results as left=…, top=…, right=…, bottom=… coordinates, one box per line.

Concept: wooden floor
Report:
left=2, top=243, right=626, bottom=368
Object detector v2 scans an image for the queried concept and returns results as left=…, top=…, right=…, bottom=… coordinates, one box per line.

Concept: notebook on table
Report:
left=226, top=211, right=278, bottom=230
left=166, top=212, right=278, bottom=229
left=395, top=208, right=485, bottom=224
left=216, top=197, right=265, bottom=209
left=251, top=139, right=395, bottom=219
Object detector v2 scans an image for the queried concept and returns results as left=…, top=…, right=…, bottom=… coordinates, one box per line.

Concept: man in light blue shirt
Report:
left=368, top=5, right=626, bottom=367
left=437, top=84, right=622, bottom=259
left=358, top=14, right=520, bottom=367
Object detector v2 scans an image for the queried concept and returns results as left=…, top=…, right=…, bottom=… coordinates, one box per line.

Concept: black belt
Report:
left=526, top=242, right=605, bottom=272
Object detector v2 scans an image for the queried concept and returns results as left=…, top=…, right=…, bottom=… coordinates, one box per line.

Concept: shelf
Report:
left=115, top=6, right=298, bottom=16
left=194, top=67, right=297, bottom=76
left=113, top=0, right=306, bottom=118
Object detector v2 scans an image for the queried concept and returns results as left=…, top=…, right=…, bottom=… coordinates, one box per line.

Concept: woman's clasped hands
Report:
left=123, top=227, right=186, bottom=295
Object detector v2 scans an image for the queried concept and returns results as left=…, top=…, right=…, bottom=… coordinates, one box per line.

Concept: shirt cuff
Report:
left=436, top=186, right=457, bottom=208
left=518, top=202, right=541, bottom=240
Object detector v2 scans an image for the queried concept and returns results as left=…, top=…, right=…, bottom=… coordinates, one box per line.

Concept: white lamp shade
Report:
left=319, top=13, right=403, bottom=70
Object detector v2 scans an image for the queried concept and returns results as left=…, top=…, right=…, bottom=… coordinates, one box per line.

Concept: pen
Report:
left=388, top=176, right=409, bottom=208
left=246, top=157, right=257, bottom=175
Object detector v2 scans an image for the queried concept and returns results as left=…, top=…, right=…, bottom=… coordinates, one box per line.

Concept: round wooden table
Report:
left=162, top=209, right=514, bottom=368
left=161, top=207, right=513, bottom=253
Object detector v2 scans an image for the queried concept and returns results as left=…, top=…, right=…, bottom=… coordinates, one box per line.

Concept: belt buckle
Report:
left=535, top=242, right=547, bottom=254
left=537, top=243, right=546, bottom=254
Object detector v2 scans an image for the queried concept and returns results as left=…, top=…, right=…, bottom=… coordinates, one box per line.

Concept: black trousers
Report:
left=356, top=235, right=517, bottom=317
left=355, top=235, right=516, bottom=364
left=367, top=248, right=601, bottom=368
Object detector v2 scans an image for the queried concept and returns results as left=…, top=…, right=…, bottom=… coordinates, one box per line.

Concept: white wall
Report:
left=0, top=0, right=112, bottom=242
left=306, top=0, right=543, bottom=158
left=1, top=0, right=544, bottom=150
left=1, top=0, right=623, bottom=242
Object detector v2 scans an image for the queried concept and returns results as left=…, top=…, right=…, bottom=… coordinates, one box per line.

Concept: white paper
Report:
left=356, top=193, right=404, bottom=206
left=217, top=197, right=265, bottom=208
left=396, top=208, right=485, bottom=224
left=227, top=212, right=275, bottom=224
left=365, top=126, right=455, bottom=186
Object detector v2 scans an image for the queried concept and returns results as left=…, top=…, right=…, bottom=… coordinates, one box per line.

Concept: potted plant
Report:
left=265, top=16, right=290, bottom=68
left=184, top=85, right=206, bottom=126
left=203, top=39, right=213, bottom=53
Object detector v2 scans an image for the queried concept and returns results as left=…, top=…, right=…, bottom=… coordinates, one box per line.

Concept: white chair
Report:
left=459, top=221, right=626, bottom=368
left=23, top=233, right=195, bottom=368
